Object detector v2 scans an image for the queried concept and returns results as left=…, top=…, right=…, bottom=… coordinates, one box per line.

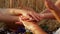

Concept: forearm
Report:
left=49, top=6, right=60, bottom=22
left=31, top=24, right=47, bottom=34
left=39, top=13, right=55, bottom=19
left=45, top=0, right=60, bottom=22
left=40, top=0, right=60, bottom=19
left=0, top=8, right=20, bottom=16
left=21, top=20, right=47, bottom=34
left=0, top=14, right=19, bottom=22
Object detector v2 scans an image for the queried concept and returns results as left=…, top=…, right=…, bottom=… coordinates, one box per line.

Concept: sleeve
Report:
left=53, top=28, right=60, bottom=34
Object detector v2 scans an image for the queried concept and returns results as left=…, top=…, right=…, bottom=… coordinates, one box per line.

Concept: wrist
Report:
left=29, top=25, right=47, bottom=34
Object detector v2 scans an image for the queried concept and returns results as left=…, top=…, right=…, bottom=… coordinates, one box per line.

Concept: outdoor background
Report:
left=0, top=0, right=60, bottom=32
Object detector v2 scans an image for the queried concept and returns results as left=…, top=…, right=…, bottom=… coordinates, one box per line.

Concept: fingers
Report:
left=33, top=12, right=41, bottom=20
left=19, top=17, right=37, bottom=30
left=28, top=11, right=40, bottom=22
left=9, top=9, right=41, bottom=22
left=9, top=9, right=40, bottom=22
left=19, top=15, right=35, bottom=22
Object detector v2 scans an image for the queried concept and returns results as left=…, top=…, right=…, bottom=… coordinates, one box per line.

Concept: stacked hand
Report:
left=19, top=0, right=60, bottom=34
left=0, top=8, right=41, bottom=31
left=19, top=12, right=47, bottom=34
left=0, top=8, right=41, bottom=23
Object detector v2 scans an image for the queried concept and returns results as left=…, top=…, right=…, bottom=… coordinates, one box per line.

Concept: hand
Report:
left=19, top=16, right=47, bottom=34
left=0, top=8, right=41, bottom=24
left=19, top=15, right=39, bottom=32
left=10, top=9, right=40, bottom=21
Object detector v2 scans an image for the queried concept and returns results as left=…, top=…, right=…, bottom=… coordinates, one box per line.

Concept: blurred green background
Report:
left=0, top=0, right=60, bottom=32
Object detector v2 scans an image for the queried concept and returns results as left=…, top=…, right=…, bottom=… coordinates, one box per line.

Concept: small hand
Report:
left=19, top=16, right=38, bottom=30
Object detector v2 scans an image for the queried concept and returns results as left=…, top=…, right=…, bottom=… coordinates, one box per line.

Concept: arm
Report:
left=45, top=0, right=60, bottom=22
left=41, top=0, right=60, bottom=14
left=0, top=13, right=19, bottom=22
left=0, top=8, right=40, bottom=22
left=39, top=0, right=60, bottom=19
left=55, top=0, right=60, bottom=8
left=22, top=21, right=47, bottom=34
left=40, top=13, right=55, bottom=19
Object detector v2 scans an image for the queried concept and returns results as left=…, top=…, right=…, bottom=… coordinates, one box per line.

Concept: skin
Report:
left=19, top=15, right=47, bottom=34
left=39, top=0, right=60, bottom=19
left=0, top=0, right=60, bottom=33
left=0, top=8, right=40, bottom=31
left=20, top=0, right=60, bottom=34
left=45, top=0, right=60, bottom=22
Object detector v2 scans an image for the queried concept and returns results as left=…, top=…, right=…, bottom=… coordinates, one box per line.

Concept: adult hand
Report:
left=0, top=8, right=41, bottom=25
left=0, top=8, right=41, bottom=31
left=19, top=16, right=47, bottom=34
left=10, top=9, right=40, bottom=21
